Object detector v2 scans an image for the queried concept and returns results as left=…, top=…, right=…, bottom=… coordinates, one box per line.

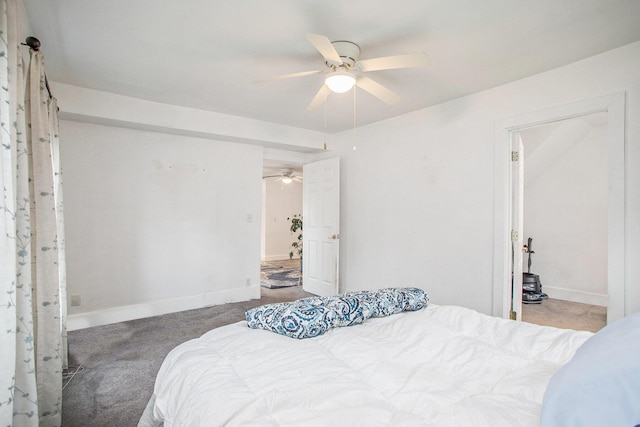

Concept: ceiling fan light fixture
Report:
left=325, top=71, right=356, bottom=93
left=282, top=177, right=293, bottom=184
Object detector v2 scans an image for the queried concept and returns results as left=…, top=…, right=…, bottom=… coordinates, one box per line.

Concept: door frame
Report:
left=492, top=93, right=626, bottom=322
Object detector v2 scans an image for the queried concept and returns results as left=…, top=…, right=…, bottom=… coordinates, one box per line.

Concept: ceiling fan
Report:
left=254, top=34, right=428, bottom=110
left=263, top=169, right=303, bottom=184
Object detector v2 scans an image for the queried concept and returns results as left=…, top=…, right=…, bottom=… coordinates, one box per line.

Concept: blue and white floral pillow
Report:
left=245, top=287, right=428, bottom=339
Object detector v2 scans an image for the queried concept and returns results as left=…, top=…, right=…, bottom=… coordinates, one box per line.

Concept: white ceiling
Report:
left=22, top=1, right=640, bottom=134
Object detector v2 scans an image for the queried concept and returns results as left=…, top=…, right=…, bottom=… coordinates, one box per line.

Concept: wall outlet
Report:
left=71, top=295, right=81, bottom=306
left=245, top=278, right=251, bottom=286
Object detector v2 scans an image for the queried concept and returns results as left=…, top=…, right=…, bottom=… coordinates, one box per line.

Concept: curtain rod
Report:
left=22, top=36, right=53, bottom=100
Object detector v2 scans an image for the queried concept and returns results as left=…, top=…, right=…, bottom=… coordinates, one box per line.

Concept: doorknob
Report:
left=329, top=234, right=339, bottom=240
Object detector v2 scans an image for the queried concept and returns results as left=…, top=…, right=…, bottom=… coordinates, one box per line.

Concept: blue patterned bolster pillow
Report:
left=245, top=287, right=428, bottom=339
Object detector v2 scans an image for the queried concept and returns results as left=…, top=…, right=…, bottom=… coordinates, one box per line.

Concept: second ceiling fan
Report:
left=254, top=34, right=428, bottom=110
left=263, top=169, right=302, bottom=184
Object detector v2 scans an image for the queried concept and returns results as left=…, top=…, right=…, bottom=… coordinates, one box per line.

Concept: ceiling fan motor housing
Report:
left=327, top=40, right=360, bottom=69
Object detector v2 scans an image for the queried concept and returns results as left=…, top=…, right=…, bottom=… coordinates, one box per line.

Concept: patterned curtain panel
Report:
left=0, top=0, right=67, bottom=425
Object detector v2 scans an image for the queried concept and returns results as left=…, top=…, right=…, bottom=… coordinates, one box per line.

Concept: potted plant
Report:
left=287, top=214, right=303, bottom=273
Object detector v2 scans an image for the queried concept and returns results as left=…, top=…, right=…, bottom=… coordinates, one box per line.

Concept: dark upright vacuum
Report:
left=522, top=237, right=548, bottom=304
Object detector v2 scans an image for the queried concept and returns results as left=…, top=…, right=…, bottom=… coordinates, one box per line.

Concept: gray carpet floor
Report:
left=62, top=285, right=310, bottom=427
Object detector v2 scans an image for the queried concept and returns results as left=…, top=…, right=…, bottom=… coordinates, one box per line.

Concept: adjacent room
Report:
left=2, top=1, right=640, bottom=426
left=261, top=160, right=304, bottom=290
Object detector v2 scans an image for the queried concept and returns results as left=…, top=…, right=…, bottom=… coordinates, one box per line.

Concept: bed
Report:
left=138, top=288, right=640, bottom=427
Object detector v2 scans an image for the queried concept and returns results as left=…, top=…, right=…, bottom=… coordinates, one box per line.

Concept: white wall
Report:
left=52, top=77, right=323, bottom=330
left=61, top=120, right=263, bottom=329
left=57, top=40, right=640, bottom=328
left=522, top=122, right=607, bottom=306
left=328, top=41, right=640, bottom=317
left=261, top=179, right=302, bottom=261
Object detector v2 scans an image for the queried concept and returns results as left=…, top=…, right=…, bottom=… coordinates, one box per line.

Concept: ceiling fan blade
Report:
left=305, top=33, right=342, bottom=64
left=356, top=76, right=401, bottom=105
left=357, top=53, right=428, bottom=72
left=262, top=175, right=282, bottom=179
left=252, top=70, right=321, bottom=84
left=307, top=84, right=330, bottom=111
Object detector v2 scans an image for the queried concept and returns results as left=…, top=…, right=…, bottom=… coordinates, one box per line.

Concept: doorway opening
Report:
left=492, top=93, right=626, bottom=326
left=261, top=160, right=304, bottom=293
left=515, top=113, right=608, bottom=331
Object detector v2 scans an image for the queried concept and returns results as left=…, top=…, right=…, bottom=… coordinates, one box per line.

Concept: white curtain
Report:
left=0, top=0, right=67, bottom=425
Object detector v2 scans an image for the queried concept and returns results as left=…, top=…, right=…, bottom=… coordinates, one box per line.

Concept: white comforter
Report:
left=139, top=305, right=591, bottom=427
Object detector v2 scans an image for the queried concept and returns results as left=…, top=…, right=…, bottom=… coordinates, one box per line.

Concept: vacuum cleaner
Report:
left=522, top=237, right=548, bottom=304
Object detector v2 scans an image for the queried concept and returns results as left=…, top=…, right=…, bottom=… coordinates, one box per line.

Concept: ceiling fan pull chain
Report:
left=354, top=84, right=357, bottom=130
left=324, top=85, right=328, bottom=150
left=352, top=85, right=357, bottom=150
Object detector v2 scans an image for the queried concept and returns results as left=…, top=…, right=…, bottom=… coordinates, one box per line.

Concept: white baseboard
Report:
left=67, top=285, right=261, bottom=331
left=262, top=254, right=296, bottom=262
left=544, top=286, right=607, bottom=307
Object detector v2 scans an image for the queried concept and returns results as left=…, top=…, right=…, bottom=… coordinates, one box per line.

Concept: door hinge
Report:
left=511, top=151, right=519, bottom=162
left=511, top=230, right=518, bottom=241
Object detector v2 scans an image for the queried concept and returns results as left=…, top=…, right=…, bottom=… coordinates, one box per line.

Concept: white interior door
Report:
left=302, top=158, right=340, bottom=296
left=511, top=134, right=524, bottom=320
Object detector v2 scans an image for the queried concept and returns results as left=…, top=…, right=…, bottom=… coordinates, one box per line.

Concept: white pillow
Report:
left=541, top=311, right=640, bottom=427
